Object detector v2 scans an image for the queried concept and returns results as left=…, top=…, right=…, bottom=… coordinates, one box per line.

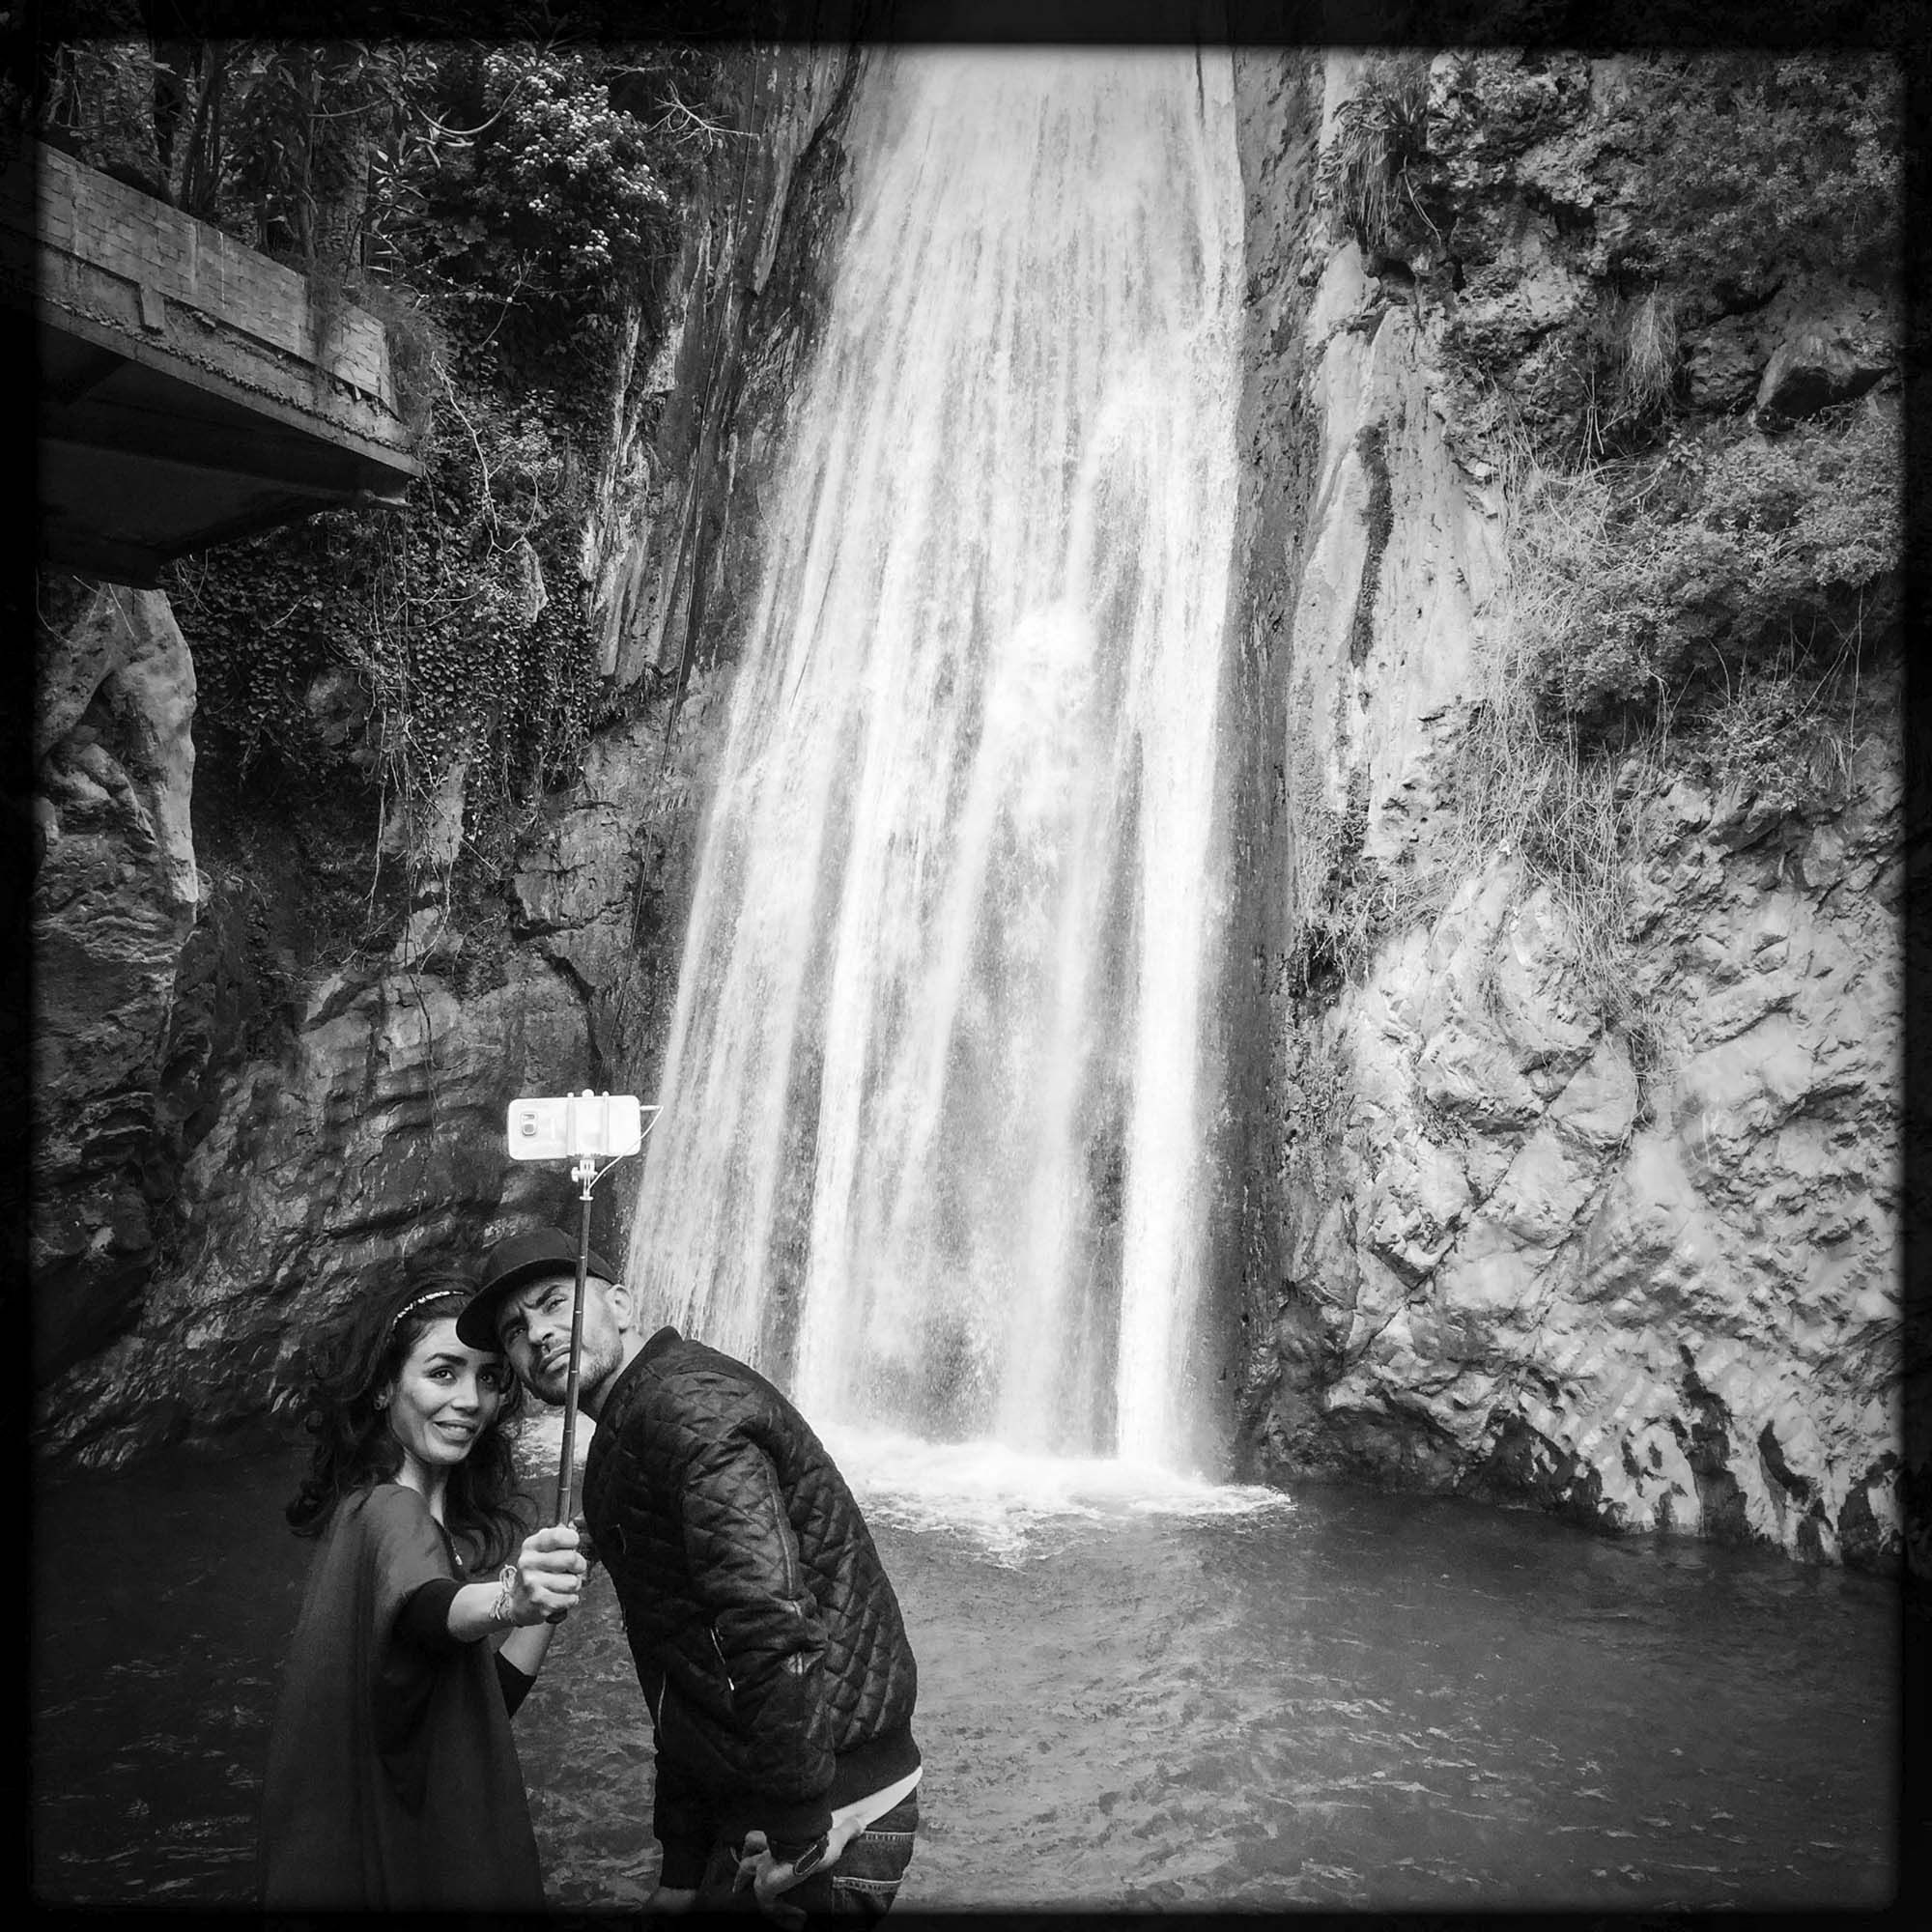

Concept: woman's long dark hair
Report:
left=283, top=1263, right=529, bottom=1570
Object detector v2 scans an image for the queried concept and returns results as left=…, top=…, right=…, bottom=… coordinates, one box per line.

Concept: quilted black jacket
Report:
left=581, top=1327, right=919, bottom=1866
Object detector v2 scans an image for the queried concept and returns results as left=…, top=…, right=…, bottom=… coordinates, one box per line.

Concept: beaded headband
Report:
left=388, top=1286, right=469, bottom=1334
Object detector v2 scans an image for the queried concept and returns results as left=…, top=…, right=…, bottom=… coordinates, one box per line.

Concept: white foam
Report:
left=514, top=1408, right=1290, bottom=1558
left=820, top=1423, right=1293, bottom=1561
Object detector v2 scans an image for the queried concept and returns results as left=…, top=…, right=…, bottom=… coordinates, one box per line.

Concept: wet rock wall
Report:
left=1226, top=48, right=1909, bottom=1574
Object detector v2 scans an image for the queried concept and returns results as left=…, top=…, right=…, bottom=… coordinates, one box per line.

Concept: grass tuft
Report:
left=1615, top=287, right=1678, bottom=425
left=1319, top=55, right=1433, bottom=260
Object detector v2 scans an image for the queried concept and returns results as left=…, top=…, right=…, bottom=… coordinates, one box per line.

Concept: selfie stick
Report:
left=504, top=1090, right=657, bottom=1622
left=505, top=1092, right=658, bottom=1539
left=554, top=1152, right=597, bottom=1529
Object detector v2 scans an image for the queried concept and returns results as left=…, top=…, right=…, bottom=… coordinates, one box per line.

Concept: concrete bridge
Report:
left=4, top=141, right=422, bottom=586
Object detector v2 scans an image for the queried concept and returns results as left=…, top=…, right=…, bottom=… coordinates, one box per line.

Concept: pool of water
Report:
left=30, top=1424, right=1905, bottom=1911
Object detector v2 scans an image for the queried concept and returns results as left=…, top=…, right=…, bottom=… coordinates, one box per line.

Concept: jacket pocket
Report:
left=656, top=1676, right=757, bottom=1793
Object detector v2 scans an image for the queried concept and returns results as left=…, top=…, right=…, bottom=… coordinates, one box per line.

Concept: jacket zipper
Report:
left=762, top=1463, right=801, bottom=1600
left=708, top=1625, right=738, bottom=1698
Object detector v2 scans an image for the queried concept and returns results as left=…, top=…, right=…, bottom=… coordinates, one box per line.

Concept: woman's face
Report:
left=383, top=1317, right=510, bottom=1482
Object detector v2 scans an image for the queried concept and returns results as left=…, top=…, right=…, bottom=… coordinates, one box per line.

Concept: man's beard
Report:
left=527, top=1335, right=610, bottom=1406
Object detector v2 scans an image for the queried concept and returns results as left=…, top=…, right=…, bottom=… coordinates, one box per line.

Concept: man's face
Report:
left=496, top=1270, right=633, bottom=1408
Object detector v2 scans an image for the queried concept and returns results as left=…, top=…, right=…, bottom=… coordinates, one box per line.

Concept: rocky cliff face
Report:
left=1226, top=49, right=1909, bottom=1574
left=31, top=43, right=864, bottom=1467
left=31, top=583, right=200, bottom=1387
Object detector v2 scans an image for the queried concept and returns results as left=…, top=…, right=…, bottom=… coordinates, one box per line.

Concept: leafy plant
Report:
left=1695, top=638, right=1883, bottom=821
left=1492, top=390, right=1897, bottom=738
left=378, top=42, right=720, bottom=334
left=473, top=50, right=674, bottom=289
left=1612, top=53, right=1903, bottom=299
left=227, top=43, right=405, bottom=269
left=1317, top=54, right=1434, bottom=260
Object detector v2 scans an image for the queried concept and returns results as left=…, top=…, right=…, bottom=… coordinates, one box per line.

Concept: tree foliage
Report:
left=32, top=34, right=722, bottom=312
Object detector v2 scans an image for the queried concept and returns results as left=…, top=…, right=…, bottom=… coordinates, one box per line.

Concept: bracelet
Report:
left=493, top=1563, right=520, bottom=1628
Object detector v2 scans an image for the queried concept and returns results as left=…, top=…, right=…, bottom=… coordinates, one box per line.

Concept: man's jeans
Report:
left=696, top=1792, right=920, bottom=1922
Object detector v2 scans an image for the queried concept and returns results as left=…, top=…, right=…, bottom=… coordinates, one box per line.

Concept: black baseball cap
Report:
left=456, top=1227, right=623, bottom=1350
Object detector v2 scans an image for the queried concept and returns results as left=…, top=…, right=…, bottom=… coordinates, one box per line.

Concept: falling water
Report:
left=627, top=47, right=1244, bottom=1470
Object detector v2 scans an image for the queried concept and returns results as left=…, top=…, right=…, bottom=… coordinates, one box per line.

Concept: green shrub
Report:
left=475, top=51, right=673, bottom=287
left=1694, top=642, right=1886, bottom=820
left=225, top=43, right=406, bottom=267
left=1612, top=53, right=1902, bottom=298
left=1517, top=394, right=1899, bottom=734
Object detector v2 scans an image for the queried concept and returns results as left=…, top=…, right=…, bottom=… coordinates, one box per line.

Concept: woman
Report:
left=258, top=1266, right=587, bottom=1911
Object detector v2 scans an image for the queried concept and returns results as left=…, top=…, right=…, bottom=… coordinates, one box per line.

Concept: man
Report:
left=458, top=1228, right=922, bottom=1924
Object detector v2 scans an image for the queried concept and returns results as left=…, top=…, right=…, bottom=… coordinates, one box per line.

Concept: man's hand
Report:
left=731, top=1831, right=818, bottom=1929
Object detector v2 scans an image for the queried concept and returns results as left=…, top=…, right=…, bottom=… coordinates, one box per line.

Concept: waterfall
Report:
left=626, top=46, right=1244, bottom=1472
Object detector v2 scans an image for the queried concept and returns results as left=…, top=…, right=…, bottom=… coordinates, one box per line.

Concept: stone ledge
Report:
left=7, top=141, right=421, bottom=583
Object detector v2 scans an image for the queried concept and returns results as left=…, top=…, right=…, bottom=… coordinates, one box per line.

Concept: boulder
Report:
left=1753, top=282, right=1894, bottom=422
left=1755, top=327, right=1888, bottom=420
